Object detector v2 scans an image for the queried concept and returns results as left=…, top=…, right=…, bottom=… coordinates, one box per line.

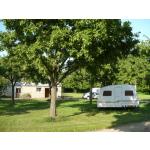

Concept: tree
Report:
left=137, top=40, right=150, bottom=58
left=2, top=19, right=138, bottom=118
left=115, top=55, right=150, bottom=89
left=0, top=28, right=24, bottom=104
left=3, top=20, right=84, bottom=118
left=97, top=64, right=116, bottom=86
left=0, top=56, right=22, bottom=104
left=135, top=40, right=150, bottom=92
left=63, top=68, right=92, bottom=92
left=70, top=20, right=139, bottom=103
left=0, top=76, right=9, bottom=98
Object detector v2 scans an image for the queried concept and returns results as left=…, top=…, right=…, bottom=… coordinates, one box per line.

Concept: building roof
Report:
left=15, top=82, right=61, bottom=87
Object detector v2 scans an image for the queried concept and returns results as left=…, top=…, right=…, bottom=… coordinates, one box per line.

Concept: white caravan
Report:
left=97, top=84, right=139, bottom=108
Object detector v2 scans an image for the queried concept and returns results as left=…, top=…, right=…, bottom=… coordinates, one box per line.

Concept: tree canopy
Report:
left=0, top=56, right=23, bottom=103
left=115, top=55, right=150, bottom=86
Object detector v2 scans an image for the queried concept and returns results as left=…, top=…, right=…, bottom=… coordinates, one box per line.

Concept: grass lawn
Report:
left=0, top=93, right=150, bottom=132
left=138, top=92, right=150, bottom=100
left=62, top=92, right=83, bottom=98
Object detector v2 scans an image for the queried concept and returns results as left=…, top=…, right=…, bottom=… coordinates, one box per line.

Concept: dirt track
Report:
left=100, top=121, right=150, bottom=132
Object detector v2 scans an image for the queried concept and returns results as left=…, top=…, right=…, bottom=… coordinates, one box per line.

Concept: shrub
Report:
left=20, top=93, right=31, bottom=99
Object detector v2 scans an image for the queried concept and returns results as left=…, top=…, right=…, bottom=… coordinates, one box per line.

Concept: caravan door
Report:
left=114, top=86, right=122, bottom=101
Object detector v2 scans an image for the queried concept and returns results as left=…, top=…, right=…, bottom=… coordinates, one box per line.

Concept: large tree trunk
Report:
left=11, top=83, right=15, bottom=104
left=50, top=83, right=57, bottom=119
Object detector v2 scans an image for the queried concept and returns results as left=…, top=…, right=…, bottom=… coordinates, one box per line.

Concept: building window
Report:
left=125, top=90, right=134, bottom=96
left=103, top=91, right=112, bottom=96
left=36, top=88, right=41, bottom=92
left=16, top=88, right=21, bottom=93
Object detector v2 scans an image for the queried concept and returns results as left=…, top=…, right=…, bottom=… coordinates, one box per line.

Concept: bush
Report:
left=20, top=93, right=31, bottom=99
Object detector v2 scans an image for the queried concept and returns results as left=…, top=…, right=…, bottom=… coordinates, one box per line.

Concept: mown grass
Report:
left=62, top=92, right=83, bottom=98
left=138, top=92, right=150, bottom=100
left=0, top=93, right=150, bottom=132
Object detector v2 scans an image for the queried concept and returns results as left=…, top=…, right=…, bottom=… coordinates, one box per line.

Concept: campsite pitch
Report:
left=0, top=93, right=150, bottom=132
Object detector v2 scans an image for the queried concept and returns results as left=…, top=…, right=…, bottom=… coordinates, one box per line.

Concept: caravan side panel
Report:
left=97, top=85, right=139, bottom=108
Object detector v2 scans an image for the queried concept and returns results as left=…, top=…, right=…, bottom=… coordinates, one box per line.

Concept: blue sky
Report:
left=0, top=21, right=5, bottom=31
left=0, top=19, right=150, bottom=40
left=126, top=19, right=150, bottom=40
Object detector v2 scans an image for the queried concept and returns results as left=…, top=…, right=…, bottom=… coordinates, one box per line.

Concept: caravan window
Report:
left=125, top=90, right=134, bottom=96
left=103, top=91, right=112, bottom=96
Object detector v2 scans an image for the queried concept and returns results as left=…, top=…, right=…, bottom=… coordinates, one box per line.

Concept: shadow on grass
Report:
left=0, top=99, right=80, bottom=116
left=65, top=100, right=140, bottom=117
left=1, top=98, right=150, bottom=131
left=60, top=99, right=150, bottom=131
left=0, top=100, right=49, bottom=116
left=109, top=102, right=150, bottom=131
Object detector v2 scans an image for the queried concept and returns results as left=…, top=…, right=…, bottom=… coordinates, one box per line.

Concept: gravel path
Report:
left=100, top=121, right=150, bottom=132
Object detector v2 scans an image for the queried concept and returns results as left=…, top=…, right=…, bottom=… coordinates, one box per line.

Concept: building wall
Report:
left=19, top=86, right=45, bottom=98
left=4, top=84, right=62, bottom=98
left=3, top=86, right=12, bottom=97
left=57, top=85, right=61, bottom=97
